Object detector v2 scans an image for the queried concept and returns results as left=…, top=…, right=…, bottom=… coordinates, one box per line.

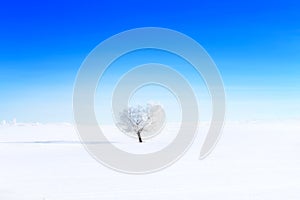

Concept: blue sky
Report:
left=0, top=0, right=299, bottom=122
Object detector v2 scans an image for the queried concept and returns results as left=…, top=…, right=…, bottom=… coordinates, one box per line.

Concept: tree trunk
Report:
left=137, top=130, right=143, bottom=143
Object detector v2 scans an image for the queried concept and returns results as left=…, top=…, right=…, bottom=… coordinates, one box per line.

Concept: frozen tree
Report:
left=0, top=120, right=6, bottom=126
left=116, top=103, right=165, bottom=143
left=12, top=118, right=17, bottom=125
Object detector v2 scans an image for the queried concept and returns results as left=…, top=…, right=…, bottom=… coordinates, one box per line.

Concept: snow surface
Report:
left=0, top=120, right=300, bottom=199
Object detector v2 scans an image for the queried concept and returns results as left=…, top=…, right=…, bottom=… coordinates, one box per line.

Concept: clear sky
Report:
left=0, top=0, right=299, bottom=122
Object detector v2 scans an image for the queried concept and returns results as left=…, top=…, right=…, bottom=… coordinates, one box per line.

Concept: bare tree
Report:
left=116, top=103, right=165, bottom=143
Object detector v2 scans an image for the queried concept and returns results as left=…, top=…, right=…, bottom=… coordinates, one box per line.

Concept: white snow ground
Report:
left=0, top=120, right=300, bottom=200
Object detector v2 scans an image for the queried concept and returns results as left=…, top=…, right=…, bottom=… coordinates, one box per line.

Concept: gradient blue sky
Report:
left=0, top=0, right=299, bottom=122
